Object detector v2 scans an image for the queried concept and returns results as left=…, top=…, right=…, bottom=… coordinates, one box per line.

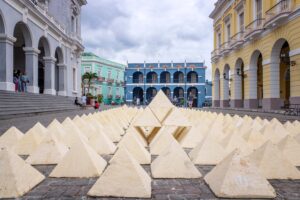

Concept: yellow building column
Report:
left=290, top=52, right=300, bottom=104
left=220, top=77, right=230, bottom=107
left=244, top=67, right=259, bottom=109
left=212, top=77, right=220, bottom=107
left=231, top=72, right=243, bottom=108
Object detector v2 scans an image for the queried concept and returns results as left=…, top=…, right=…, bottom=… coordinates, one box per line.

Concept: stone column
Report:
left=23, top=47, right=40, bottom=93
left=231, top=73, right=243, bottom=108
left=221, top=78, right=230, bottom=107
left=213, top=77, right=220, bottom=107
left=290, top=53, right=300, bottom=104
left=262, top=61, right=282, bottom=110
left=43, top=57, right=56, bottom=95
left=0, top=34, right=16, bottom=91
left=244, top=67, right=258, bottom=109
left=57, top=63, right=67, bottom=96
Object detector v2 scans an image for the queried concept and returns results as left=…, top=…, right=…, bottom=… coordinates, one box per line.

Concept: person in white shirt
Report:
left=81, top=95, right=87, bottom=106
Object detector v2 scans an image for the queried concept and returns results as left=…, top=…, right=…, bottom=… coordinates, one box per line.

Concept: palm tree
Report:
left=82, top=72, right=98, bottom=94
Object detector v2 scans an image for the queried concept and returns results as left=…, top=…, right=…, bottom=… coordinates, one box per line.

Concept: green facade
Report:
left=81, top=52, right=126, bottom=105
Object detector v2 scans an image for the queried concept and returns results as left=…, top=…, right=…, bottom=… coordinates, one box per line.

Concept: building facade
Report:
left=0, top=0, right=86, bottom=97
left=81, top=53, right=126, bottom=105
left=210, top=0, right=300, bottom=110
left=125, top=62, right=210, bottom=107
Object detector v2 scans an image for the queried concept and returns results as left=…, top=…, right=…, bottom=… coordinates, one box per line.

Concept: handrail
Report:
left=231, top=31, right=244, bottom=41
left=245, top=18, right=265, bottom=30
left=266, top=0, right=290, bottom=15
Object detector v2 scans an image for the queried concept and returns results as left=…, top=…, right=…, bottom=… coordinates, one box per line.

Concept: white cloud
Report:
left=82, top=0, right=215, bottom=80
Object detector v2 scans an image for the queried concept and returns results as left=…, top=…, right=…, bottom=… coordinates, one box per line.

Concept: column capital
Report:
left=57, top=63, right=67, bottom=68
left=23, top=47, right=40, bottom=55
left=43, top=56, right=57, bottom=63
left=0, top=34, right=16, bottom=44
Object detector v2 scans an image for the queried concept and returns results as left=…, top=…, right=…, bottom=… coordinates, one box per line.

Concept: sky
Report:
left=81, top=0, right=216, bottom=80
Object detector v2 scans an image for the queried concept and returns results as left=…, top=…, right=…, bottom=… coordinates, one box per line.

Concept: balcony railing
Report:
left=230, top=31, right=245, bottom=49
left=265, top=0, right=291, bottom=27
left=211, top=49, right=220, bottom=60
left=173, top=79, right=185, bottom=83
left=97, top=77, right=105, bottom=82
left=160, top=79, right=171, bottom=83
left=244, top=18, right=265, bottom=40
left=115, top=95, right=121, bottom=99
left=146, top=79, right=158, bottom=83
left=219, top=42, right=231, bottom=55
left=106, top=78, right=114, bottom=84
left=132, top=79, right=144, bottom=83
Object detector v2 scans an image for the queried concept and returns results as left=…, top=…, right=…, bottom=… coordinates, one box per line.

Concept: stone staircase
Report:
left=0, top=90, right=80, bottom=120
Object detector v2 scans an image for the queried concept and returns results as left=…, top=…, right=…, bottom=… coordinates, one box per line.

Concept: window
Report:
left=97, top=68, right=101, bottom=77
left=108, top=87, right=112, bottom=95
left=73, top=68, right=76, bottom=91
left=256, top=0, right=262, bottom=19
left=217, top=32, right=221, bottom=48
left=108, top=70, right=111, bottom=79
left=239, top=12, right=244, bottom=32
left=116, top=87, right=120, bottom=95
left=226, top=24, right=231, bottom=42
left=84, top=66, right=91, bottom=73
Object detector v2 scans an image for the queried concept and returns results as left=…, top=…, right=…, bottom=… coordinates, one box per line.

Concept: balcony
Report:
left=211, top=49, right=220, bottom=61
left=173, top=79, right=185, bottom=84
left=230, top=31, right=245, bottom=49
left=265, top=0, right=291, bottom=28
left=106, top=78, right=114, bottom=85
left=219, top=42, right=231, bottom=56
left=115, top=95, right=121, bottom=100
left=160, top=79, right=171, bottom=84
left=97, top=77, right=105, bottom=83
left=146, top=79, right=158, bottom=84
left=132, top=79, right=144, bottom=84
left=244, top=18, right=265, bottom=41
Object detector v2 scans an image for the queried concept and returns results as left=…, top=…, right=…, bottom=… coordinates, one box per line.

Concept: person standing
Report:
left=136, top=97, right=140, bottom=106
left=81, top=94, right=87, bottom=106
left=13, top=70, right=19, bottom=92
left=21, top=72, right=29, bottom=92
left=188, top=92, right=194, bottom=108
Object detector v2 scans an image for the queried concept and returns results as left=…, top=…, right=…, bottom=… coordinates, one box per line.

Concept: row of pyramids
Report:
left=0, top=90, right=299, bottom=198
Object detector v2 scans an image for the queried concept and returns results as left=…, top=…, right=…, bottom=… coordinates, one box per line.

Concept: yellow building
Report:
left=209, top=0, right=300, bottom=110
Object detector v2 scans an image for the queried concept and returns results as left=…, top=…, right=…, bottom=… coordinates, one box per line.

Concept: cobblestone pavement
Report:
left=202, top=107, right=300, bottom=123
left=0, top=105, right=117, bottom=134
left=20, top=155, right=300, bottom=200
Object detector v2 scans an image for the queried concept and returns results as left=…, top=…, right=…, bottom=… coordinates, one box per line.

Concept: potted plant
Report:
left=86, top=93, right=94, bottom=105
left=97, top=94, right=103, bottom=104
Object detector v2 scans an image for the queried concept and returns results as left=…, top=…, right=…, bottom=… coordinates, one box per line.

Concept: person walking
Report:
left=13, top=70, right=19, bottom=92
left=21, top=72, right=29, bottom=92
left=81, top=94, right=87, bottom=106
left=188, top=92, right=194, bottom=108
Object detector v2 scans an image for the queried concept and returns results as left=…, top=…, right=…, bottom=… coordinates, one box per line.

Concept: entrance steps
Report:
left=0, top=90, right=79, bottom=120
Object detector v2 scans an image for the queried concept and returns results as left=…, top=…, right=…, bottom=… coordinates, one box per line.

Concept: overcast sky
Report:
left=81, top=0, right=215, bottom=80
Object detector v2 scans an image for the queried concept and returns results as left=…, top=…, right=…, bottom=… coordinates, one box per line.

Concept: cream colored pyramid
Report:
left=49, top=139, right=107, bottom=178
left=242, top=129, right=267, bottom=149
left=284, top=121, right=299, bottom=137
left=62, top=118, right=89, bottom=147
left=26, top=133, right=69, bottom=165
left=204, top=150, right=276, bottom=199
left=89, top=130, right=117, bottom=155
left=88, top=147, right=151, bottom=198
left=73, top=115, right=97, bottom=139
left=47, top=119, right=67, bottom=145
left=247, top=141, right=300, bottom=179
left=0, top=149, right=45, bottom=198
left=126, top=126, right=148, bottom=147
left=31, top=122, right=48, bottom=135
left=277, top=135, right=300, bottom=166
left=114, top=133, right=150, bottom=164
left=149, top=126, right=178, bottom=155
left=151, top=140, right=202, bottom=178
left=149, top=90, right=174, bottom=122
left=0, top=127, right=24, bottom=149
left=133, top=107, right=161, bottom=127
left=179, top=125, right=205, bottom=148
left=163, top=108, right=191, bottom=126
left=189, top=135, right=227, bottom=165
left=295, top=133, right=300, bottom=144
left=13, top=127, right=46, bottom=155
left=220, top=132, right=253, bottom=156
left=261, top=123, right=288, bottom=144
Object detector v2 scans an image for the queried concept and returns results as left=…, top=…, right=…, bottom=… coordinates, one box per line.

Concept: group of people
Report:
left=74, top=95, right=100, bottom=110
left=13, top=70, right=29, bottom=93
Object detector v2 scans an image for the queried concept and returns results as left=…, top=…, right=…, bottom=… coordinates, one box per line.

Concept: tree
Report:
left=82, top=72, right=98, bottom=94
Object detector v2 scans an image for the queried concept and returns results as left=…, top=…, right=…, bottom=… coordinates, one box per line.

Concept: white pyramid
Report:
left=116, top=132, right=151, bottom=164
left=31, top=122, right=48, bottom=135
left=151, top=140, right=202, bottom=178
left=247, top=141, right=300, bottom=179
left=179, top=125, right=205, bottom=148
left=149, top=126, right=178, bottom=155
left=133, top=107, right=161, bottom=128
left=220, top=132, right=253, bottom=156
left=47, top=119, right=67, bottom=144
left=204, top=150, right=276, bottom=198
left=284, top=121, right=299, bottom=137
left=295, top=133, right=300, bottom=144
left=261, top=123, right=288, bottom=144
left=149, top=90, right=174, bottom=122
left=0, top=149, right=45, bottom=198
left=0, top=127, right=24, bottom=149
left=88, top=147, right=151, bottom=198
left=242, top=129, right=267, bottom=149
left=277, top=135, right=300, bottom=166
left=163, top=108, right=191, bottom=127
left=189, top=135, right=227, bottom=165
left=13, top=127, right=46, bottom=155
left=62, top=118, right=89, bottom=147
left=26, top=133, right=69, bottom=165
left=49, top=139, right=107, bottom=178
left=89, top=131, right=117, bottom=155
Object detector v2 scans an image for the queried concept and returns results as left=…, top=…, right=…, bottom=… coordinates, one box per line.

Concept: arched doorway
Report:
left=213, top=68, right=220, bottom=107
left=55, top=47, right=64, bottom=95
left=270, top=39, right=291, bottom=109
left=146, top=87, right=157, bottom=103
left=187, top=87, right=198, bottom=107
left=222, top=64, right=231, bottom=107
left=146, top=72, right=158, bottom=83
left=173, top=87, right=184, bottom=106
left=161, top=87, right=171, bottom=98
left=160, top=71, right=171, bottom=83
left=174, top=71, right=184, bottom=83
left=13, top=22, right=32, bottom=92
left=233, top=58, right=245, bottom=108
left=132, top=71, right=143, bottom=83
left=187, top=71, right=198, bottom=83
left=133, top=87, right=144, bottom=105
left=38, top=37, right=51, bottom=94
left=247, top=50, right=263, bottom=109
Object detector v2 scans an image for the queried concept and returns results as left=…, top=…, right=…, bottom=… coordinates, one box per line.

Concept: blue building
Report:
left=125, top=62, right=211, bottom=107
